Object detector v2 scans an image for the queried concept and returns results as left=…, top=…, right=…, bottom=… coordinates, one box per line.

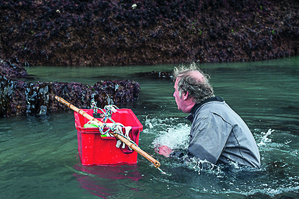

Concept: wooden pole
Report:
left=55, top=96, right=161, bottom=168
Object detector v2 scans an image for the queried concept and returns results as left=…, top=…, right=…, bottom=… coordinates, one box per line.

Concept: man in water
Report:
left=158, top=63, right=261, bottom=168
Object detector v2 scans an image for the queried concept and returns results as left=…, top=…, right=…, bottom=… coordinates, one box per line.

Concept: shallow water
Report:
left=1, top=58, right=299, bottom=198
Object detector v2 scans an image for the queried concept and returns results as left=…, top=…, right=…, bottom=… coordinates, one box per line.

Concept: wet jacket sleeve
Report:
left=188, top=112, right=232, bottom=164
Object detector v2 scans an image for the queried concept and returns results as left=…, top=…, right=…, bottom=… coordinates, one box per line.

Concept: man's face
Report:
left=173, top=78, right=184, bottom=111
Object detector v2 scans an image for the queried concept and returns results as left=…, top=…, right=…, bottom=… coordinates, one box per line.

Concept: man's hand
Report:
left=156, top=145, right=172, bottom=157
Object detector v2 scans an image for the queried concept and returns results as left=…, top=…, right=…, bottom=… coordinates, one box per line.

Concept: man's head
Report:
left=173, top=63, right=214, bottom=113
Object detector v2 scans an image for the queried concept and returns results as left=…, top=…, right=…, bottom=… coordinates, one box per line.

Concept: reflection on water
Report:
left=71, top=164, right=142, bottom=198
left=1, top=57, right=299, bottom=198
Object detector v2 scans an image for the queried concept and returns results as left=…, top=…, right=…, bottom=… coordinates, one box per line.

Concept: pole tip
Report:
left=155, top=162, right=161, bottom=168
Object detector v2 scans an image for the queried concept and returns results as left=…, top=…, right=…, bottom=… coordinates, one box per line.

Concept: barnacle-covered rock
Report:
left=1, top=0, right=299, bottom=66
left=0, top=58, right=140, bottom=117
left=0, top=78, right=140, bottom=117
left=0, top=59, right=28, bottom=78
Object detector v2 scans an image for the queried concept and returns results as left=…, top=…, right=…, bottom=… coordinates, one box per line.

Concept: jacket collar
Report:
left=186, top=96, right=224, bottom=122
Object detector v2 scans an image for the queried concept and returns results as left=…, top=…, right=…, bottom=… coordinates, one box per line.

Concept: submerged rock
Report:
left=135, top=71, right=172, bottom=79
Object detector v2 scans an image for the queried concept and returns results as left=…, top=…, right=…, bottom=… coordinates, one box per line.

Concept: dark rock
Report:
left=0, top=68, right=141, bottom=117
left=0, top=0, right=298, bottom=66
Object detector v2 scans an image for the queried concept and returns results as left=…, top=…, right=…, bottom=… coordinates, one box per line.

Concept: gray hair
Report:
left=173, top=63, right=215, bottom=103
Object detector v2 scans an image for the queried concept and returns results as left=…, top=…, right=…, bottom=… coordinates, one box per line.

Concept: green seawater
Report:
left=0, top=57, right=298, bottom=198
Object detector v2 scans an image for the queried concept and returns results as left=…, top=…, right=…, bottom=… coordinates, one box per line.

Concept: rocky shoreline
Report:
left=1, top=0, right=299, bottom=117
left=1, top=0, right=299, bottom=66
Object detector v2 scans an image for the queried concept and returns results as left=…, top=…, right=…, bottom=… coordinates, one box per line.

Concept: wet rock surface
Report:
left=0, top=58, right=140, bottom=117
left=0, top=0, right=298, bottom=66
left=0, top=59, right=28, bottom=78
left=0, top=71, right=140, bottom=117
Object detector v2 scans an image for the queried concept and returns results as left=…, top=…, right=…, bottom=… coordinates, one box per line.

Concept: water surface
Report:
left=1, top=57, right=299, bottom=198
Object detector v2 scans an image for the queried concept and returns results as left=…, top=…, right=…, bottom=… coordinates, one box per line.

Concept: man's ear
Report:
left=182, top=91, right=189, bottom=100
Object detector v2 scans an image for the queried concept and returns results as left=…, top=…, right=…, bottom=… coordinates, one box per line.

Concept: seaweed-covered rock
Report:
left=0, top=59, right=28, bottom=78
left=0, top=0, right=299, bottom=66
left=0, top=54, right=140, bottom=117
left=0, top=78, right=140, bottom=117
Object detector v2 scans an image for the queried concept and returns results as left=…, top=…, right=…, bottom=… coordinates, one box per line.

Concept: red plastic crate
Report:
left=74, top=109, right=143, bottom=165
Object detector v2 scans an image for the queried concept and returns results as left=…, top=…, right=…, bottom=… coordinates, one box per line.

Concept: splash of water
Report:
left=148, top=118, right=227, bottom=177
left=151, top=122, right=190, bottom=150
left=185, top=157, right=225, bottom=177
left=257, top=129, right=274, bottom=147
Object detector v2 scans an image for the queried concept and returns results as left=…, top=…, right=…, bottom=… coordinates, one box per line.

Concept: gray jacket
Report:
left=186, top=97, right=261, bottom=168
